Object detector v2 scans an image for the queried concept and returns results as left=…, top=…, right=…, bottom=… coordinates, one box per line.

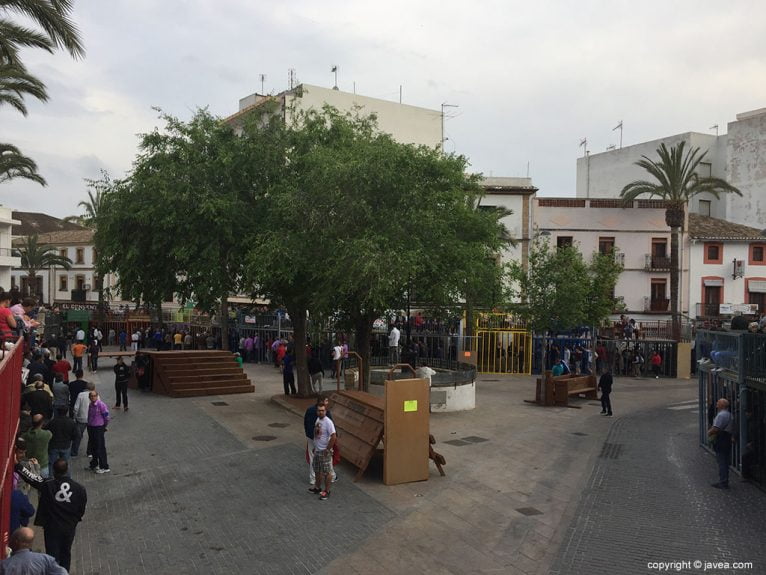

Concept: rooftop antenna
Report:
left=579, top=137, right=588, bottom=157
left=331, top=65, right=338, bottom=90
left=606, top=144, right=616, bottom=151
left=710, top=124, right=719, bottom=136
left=441, top=102, right=458, bottom=153
left=612, top=120, right=623, bottom=148
left=288, top=68, right=296, bottom=90
left=259, top=74, right=266, bottom=94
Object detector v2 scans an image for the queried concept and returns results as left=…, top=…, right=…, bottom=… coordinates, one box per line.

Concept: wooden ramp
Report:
left=143, top=351, right=254, bottom=398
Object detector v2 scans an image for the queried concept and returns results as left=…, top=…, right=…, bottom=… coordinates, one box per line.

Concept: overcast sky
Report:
left=3, top=0, right=766, bottom=218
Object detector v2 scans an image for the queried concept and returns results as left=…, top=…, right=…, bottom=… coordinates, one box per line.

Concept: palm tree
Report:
left=620, top=142, right=741, bottom=340
left=0, top=142, right=45, bottom=184
left=0, top=0, right=84, bottom=185
left=0, top=1, right=85, bottom=66
left=14, top=234, right=72, bottom=300
left=77, top=186, right=104, bottom=227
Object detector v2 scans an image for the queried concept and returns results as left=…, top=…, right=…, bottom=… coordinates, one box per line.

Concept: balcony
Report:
left=644, top=254, right=671, bottom=271
left=646, top=298, right=670, bottom=312
left=696, top=303, right=720, bottom=318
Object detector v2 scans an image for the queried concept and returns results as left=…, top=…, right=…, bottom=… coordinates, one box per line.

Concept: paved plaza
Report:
left=41, top=354, right=765, bottom=575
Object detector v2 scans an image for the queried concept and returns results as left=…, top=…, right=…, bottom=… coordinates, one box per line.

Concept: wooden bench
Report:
left=529, top=372, right=598, bottom=407
left=553, top=374, right=598, bottom=407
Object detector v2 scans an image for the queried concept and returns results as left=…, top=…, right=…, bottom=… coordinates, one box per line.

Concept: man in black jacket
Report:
left=15, top=458, right=87, bottom=572
left=598, top=370, right=614, bottom=416
left=113, top=356, right=130, bottom=410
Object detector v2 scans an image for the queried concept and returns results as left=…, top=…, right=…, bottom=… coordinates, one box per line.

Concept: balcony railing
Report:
left=648, top=298, right=670, bottom=312
left=696, top=303, right=721, bottom=318
left=644, top=254, right=671, bottom=271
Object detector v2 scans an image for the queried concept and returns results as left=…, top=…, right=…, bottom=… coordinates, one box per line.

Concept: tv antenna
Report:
left=288, top=69, right=297, bottom=90
left=259, top=74, right=266, bottom=94
left=612, top=120, right=623, bottom=148
left=579, top=138, right=588, bottom=157
left=331, top=65, right=338, bottom=90
left=710, top=124, right=719, bottom=136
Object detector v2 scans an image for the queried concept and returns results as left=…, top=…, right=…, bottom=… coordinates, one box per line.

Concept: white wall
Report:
left=285, top=84, right=442, bottom=149
left=726, top=108, right=766, bottom=230
left=0, top=206, right=20, bottom=289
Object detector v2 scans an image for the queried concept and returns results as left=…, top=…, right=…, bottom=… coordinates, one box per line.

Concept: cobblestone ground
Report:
left=550, top=399, right=766, bottom=575
left=69, top=379, right=394, bottom=575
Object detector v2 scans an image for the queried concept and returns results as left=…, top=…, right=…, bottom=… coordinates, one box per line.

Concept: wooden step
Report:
left=169, top=384, right=255, bottom=398
left=166, top=377, right=251, bottom=390
left=162, top=366, right=242, bottom=376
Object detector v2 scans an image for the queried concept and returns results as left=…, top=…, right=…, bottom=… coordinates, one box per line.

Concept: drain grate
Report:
left=252, top=435, right=277, bottom=442
left=211, top=401, right=229, bottom=406
left=516, top=507, right=543, bottom=516
left=462, top=436, right=489, bottom=443
left=599, top=442, right=624, bottom=459
left=571, top=432, right=588, bottom=437
left=444, top=439, right=471, bottom=447
left=268, top=423, right=290, bottom=428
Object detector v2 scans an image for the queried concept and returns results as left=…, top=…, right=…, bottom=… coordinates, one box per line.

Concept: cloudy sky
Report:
left=3, top=0, right=766, bottom=218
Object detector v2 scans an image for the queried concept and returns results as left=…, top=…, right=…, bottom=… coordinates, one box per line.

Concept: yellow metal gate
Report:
left=473, top=314, right=532, bottom=375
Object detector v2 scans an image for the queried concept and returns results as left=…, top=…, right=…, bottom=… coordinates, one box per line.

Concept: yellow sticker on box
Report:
left=404, top=400, right=418, bottom=412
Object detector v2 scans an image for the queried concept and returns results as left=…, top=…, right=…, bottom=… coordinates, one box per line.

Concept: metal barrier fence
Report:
left=0, top=339, right=24, bottom=557
left=698, top=365, right=741, bottom=475
left=475, top=330, right=532, bottom=374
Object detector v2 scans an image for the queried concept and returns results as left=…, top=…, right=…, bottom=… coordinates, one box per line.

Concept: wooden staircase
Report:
left=146, top=351, right=254, bottom=398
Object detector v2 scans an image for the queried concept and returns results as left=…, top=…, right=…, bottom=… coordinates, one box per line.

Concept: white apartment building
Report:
left=480, top=177, right=537, bottom=270
left=0, top=206, right=21, bottom=289
left=10, top=229, right=121, bottom=308
left=575, top=107, right=766, bottom=229
left=688, top=214, right=766, bottom=319
left=226, top=83, right=443, bottom=148
left=533, top=197, right=678, bottom=320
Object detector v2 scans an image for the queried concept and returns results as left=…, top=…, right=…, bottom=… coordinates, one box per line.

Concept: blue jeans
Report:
left=48, top=447, right=71, bottom=476
left=716, top=447, right=731, bottom=485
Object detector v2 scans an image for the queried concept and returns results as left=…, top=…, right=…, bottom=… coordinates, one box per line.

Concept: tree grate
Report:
left=211, top=401, right=229, bottom=406
left=268, top=423, right=290, bottom=428
left=572, top=432, right=588, bottom=436
left=252, top=435, right=277, bottom=442
left=516, top=507, right=543, bottom=516
left=444, top=439, right=471, bottom=447
left=599, top=442, right=624, bottom=459
left=462, top=436, right=489, bottom=443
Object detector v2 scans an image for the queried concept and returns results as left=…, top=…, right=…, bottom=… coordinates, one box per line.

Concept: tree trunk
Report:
left=670, top=225, right=680, bottom=341
left=291, top=306, right=311, bottom=396
left=353, top=311, right=375, bottom=392
left=220, top=298, right=230, bottom=351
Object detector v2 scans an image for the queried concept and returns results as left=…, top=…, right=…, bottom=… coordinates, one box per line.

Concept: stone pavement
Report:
left=60, top=354, right=764, bottom=575
left=550, top=398, right=766, bottom=575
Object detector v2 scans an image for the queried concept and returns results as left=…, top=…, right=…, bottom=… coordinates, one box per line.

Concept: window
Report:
left=651, top=239, right=667, bottom=257
left=704, top=242, right=723, bottom=264
left=59, top=248, right=67, bottom=259
left=92, top=247, right=98, bottom=262
left=598, top=237, right=615, bottom=255
left=699, top=162, right=712, bottom=178
left=75, top=248, right=84, bottom=264
left=699, top=199, right=711, bottom=217
left=750, top=243, right=766, bottom=265
left=59, top=275, right=68, bottom=292
left=650, top=279, right=668, bottom=311
left=75, top=275, right=85, bottom=291
left=556, top=236, right=573, bottom=249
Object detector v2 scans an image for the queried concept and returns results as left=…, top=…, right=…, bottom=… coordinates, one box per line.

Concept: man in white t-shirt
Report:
left=331, top=342, right=343, bottom=379
left=388, top=324, right=401, bottom=365
left=309, top=403, right=336, bottom=501
left=75, top=328, right=85, bottom=342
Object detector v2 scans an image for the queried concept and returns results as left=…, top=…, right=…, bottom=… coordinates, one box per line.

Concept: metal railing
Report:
left=644, top=254, right=671, bottom=271
left=0, top=339, right=24, bottom=557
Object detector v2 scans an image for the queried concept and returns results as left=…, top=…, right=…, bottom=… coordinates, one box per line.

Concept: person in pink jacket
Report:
left=86, top=391, right=110, bottom=474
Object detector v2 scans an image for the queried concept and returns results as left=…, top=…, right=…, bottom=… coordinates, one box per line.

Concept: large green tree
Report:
left=620, top=142, right=741, bottom=340
left=14, top=234, right=72, bottom=300
left=245, top=106, right=507, bottom=393
left=0, top=0, right=84, bottom=185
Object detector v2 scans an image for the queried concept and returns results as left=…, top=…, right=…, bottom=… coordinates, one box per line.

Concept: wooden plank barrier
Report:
left=329, top=391, right=385, bottom=482
left=529, top=372, right=597, bottom=408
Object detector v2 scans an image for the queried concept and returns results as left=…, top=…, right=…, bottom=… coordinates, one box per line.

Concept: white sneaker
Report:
left=95, top=468, right=111, bottom=474
left=332, top=475, right=338, bottom=483
left=309, top=479, right=316, bottom=485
